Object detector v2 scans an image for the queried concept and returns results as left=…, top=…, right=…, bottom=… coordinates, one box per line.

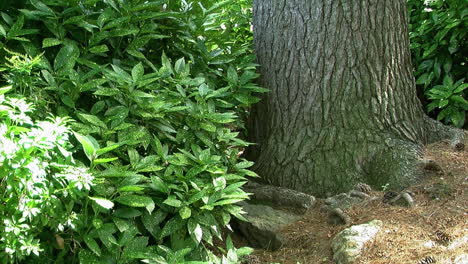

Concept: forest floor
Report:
left=240, top=137, right=468, bottom=264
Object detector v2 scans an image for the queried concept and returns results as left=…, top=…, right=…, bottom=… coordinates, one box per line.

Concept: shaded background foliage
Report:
left=408, top=0, right=467, bottom=127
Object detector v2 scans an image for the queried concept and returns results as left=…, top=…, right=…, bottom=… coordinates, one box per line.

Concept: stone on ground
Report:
left=331, top=220, right=383, bottom=264
left=454, top=254, right=468, bottom=264
left=235, top=202, right=305, bottom=250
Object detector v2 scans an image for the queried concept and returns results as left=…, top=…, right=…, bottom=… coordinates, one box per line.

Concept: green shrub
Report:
left=408, top=0, right=467, bottom=127
left=0, top=85, right=93, bottom=263
left=0, top=0, right=261, bottom=262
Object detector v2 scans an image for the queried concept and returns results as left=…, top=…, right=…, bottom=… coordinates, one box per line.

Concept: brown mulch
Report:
left=239, top=138, right=468, bottom=264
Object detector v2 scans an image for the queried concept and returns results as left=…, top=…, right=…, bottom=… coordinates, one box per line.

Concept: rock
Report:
left=447, top=235, right=468, bottom=250
left=454, top=254, right=468, bottom=264
left=235, top=202, right=303, bottom=250
left=331, top=220, right=383, bottom=264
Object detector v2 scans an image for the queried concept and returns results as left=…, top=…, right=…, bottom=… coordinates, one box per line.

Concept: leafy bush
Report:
left=0, top=0, right=260, bottom=262
left=408, top=0, right=467, bottom=127
left=0, top=86, right=93, bottom=263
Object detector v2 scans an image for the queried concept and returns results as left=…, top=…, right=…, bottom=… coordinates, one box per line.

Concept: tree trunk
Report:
left=248, top=0, right=433, bottom=197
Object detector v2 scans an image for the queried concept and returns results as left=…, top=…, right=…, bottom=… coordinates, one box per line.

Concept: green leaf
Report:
left=77, top=113, right=107, bottom=129
left=227, top=66, right=238, bottom=84
left=42, top=38, right=62, bottom=48
left=235, top=161, right=254, bottom=169
left=54, top=42, right=80, bottom=73
left=89, top=197, right=114, bottom=210
left=113, top=218, right=130, bottom=232
left=451, top=111, right=465, bottom=128
left=84, top=236, right=101, bottom=257
left=160, top=216, right=185, bottom=239
left=163, top=195, right=182, bottom=208
left=0, top=85, right=12, bottom=95
left=94, top=88, right=120, bottom=96
left=96, top=144, right=120, bottom=156
left=93, top=157, right=118, bottom=164
left=174, top=57, right=186, bottom=74
left=453, top=83, right=468, bottom=94
left=237, top=246, right=254, bottom=257
left=161, top=52, right=173, bottom=74
left=98, top=229, right=118, bottom=249
left=422, top=43, right=438, bottom=58
left=150, top=176, right=169, bottom=193
left=115, top=195, right=155, bottom=209
left=74, top=132, right=97, bottom=161
left=113, top=208, right=142, bottom=218
left=90, top=101, right=106, bottom=115
left=96, top=168, right=141, bottom=178
left=198, top=83, right=210, bottom=97
left=179, top=207, right=191, bottom=219
left=0, top=24, right=6, bottom=37
left=213, top=177, right=226, bottom=190
left=443, top=75, right=453, bottom=87
left=450, top=95, right=468, bottom=105
left=200, top=122, right=217, bottom=132
left=79, top=250, right=102, bottom=264
left=132, top=62, right=144, bottom=82
left=89, top=45, right=109, bottom=53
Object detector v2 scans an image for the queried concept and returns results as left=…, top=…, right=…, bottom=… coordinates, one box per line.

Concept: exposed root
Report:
left=349, top=190, right=371, bottom=199
left=384, top=190, right=415, bottom=207
left=328, top=208, right=352, bottom=225
left=422, top=160, right=444, bottom=174
left=424, top=116, right=465, bottom=149
left=353, top=183, right=373, bottom=194
left=364, top=137, right=424, bottom=191
left=244, top=181, right=316, bottom=209
left=451, top=140, right=465, bottom=151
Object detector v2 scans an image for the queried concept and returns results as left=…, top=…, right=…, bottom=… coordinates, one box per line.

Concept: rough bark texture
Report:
left=248, top=0, right=434, bottom=197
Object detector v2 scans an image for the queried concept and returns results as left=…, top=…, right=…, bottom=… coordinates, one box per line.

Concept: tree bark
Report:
left=248, top=0, right=435, bottom=197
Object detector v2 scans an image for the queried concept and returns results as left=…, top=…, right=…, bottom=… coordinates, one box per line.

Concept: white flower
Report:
left=23, top=119, right=70, bottom=150
left=0, top=124, right=7, bottom=136
left=8, top=98, right=33, bottom=114
left=21, top=203, right=41, bottom=220
left=58, top=166, right=94, bottom=191
left=0, top=137, right=18, bottom=159
left=26, top=159, right=47, bottom=182
left=19, top=238, right=42, bottom=256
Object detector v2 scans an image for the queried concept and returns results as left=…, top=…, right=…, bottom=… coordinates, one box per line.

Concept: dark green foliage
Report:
left=408, top=0, right=467, bottom=127
left=0, top=0, right=259, bottom=263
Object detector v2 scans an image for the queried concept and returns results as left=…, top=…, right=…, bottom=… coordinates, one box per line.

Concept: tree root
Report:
left=328, top=208, right=352, bottom=225
left=424, top=116, right=465, bottom=151
left=384, top=190, right=415, bottom=207
left=422, top=159, right=444, bottom=174
left=244, top=181, right=316, bottom=209
left=353, top=183, right=373, bottom=194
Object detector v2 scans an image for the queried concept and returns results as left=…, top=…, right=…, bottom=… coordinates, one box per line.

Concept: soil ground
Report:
left=239, top=137, right=468, bottom=264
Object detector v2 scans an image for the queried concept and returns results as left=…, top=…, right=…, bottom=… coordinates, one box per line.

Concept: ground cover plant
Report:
left=0, top=0, right=260, bottom=263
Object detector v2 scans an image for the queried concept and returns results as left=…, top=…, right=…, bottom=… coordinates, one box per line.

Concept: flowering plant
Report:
left=0, top=86, right=93, bottom=262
